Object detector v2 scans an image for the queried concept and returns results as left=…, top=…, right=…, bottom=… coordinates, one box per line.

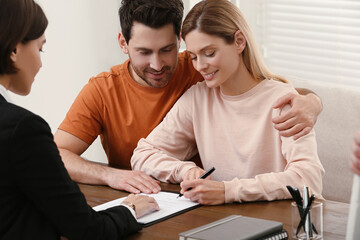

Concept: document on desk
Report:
left=93, top=191, right=200, bottom=227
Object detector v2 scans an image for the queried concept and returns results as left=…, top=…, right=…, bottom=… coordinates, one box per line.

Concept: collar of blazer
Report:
left=0, top=94, right=5, bottom=102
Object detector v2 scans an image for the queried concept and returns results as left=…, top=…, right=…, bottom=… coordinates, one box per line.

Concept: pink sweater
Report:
left=131, top=79, right=325, bottom=203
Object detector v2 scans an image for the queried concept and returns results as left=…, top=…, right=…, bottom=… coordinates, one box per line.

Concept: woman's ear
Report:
left=234, top=30, right=246, bottom=54
left=10, top=45, right=18, bottom=62
left=118, top=32, right=129, bottom=54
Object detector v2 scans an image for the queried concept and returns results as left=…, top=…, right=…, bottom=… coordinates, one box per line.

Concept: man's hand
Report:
left=272, top=92, right=322, bottom=140
left=351, top=132, right=360, bottom=176
left=180, top=179, right=225, bottom=205
left=54, top=130, right=161, bottom=194
left=106, top=169, right=161, bottom=194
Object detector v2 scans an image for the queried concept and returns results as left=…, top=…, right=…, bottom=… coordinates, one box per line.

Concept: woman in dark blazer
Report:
left=0, top=0, right=159, bottom=239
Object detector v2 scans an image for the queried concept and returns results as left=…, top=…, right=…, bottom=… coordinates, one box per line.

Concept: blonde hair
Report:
left=181, top=0, right=288, bottom=83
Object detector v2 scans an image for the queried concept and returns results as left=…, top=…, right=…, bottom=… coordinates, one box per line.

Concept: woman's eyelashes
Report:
left=204, top=50, right=215, bottom=57
left=190, top=50, right=215, bottom=61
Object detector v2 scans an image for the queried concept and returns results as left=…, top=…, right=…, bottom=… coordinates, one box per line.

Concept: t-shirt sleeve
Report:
left=58, top=79, right=104, bottom=145
left=10, top=114, right=141, bottom=239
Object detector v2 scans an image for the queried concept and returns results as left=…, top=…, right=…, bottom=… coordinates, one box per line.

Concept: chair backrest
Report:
left=292, top=78, right=360, bottom=203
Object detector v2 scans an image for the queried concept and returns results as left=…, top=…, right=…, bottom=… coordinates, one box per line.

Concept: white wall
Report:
left=10, top=0, right=258, bottom=163
left=10, top=0, right=127, bottom=162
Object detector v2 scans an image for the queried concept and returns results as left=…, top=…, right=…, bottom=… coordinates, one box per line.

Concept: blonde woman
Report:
left=131, top=0, right=324, bottom=205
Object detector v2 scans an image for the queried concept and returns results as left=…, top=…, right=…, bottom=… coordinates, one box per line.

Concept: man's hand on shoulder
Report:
left=272, top=92, right=322, bottom=140
left=106, top=168, right=161, bottom=194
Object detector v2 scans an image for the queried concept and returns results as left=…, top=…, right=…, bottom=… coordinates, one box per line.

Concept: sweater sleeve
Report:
left=10, top=114, right=141, bottom=239
left=131, top=90, right=199, bottom=183
left=224, top=105, right=325, bottom=203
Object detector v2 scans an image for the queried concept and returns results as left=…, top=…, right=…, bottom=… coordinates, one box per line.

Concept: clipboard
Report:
left=93, top=191, right=201, bottom=227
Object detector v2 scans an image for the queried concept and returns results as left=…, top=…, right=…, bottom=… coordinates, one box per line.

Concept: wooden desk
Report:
left=79, top=183, right=349, bottom=240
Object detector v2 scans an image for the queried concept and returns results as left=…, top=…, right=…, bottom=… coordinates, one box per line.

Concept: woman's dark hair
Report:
left=0, top=0, right=48, bottom=75
left=119, top=0, right=183, bottom=44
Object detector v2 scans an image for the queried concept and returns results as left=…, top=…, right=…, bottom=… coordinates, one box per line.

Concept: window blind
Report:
left=258, top=0, right=360, bottom=87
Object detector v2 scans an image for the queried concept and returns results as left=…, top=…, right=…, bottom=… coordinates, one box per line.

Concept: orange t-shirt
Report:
left=58, top=52, right=202, bottom=169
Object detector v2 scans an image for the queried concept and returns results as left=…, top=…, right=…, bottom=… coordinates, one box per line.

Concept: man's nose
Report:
left=149, top=54, right=164, bottom=71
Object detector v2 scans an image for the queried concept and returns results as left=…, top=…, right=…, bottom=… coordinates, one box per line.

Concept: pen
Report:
left=286, top=185, right=303, bottom=207
left=302, top=186, right=313, bottom=239
left=177, top=167, right=215, bottom=198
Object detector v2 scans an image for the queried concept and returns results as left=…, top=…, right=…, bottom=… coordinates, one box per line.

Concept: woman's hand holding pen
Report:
left=180, top=167, right=225, bottom=205
left=179, top=167, right=225, bottom=205
left=180, top=179, right=225, bottom=205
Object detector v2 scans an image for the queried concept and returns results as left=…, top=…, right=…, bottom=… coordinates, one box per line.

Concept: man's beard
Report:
left=129, top=60, right=174, bottom=88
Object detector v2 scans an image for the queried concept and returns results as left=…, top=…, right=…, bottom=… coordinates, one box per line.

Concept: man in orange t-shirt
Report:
left=54, top=0, right=323, bottom=194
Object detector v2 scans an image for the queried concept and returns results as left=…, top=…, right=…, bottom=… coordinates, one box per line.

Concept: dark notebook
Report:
left=179, top=215, right=288, bottom=240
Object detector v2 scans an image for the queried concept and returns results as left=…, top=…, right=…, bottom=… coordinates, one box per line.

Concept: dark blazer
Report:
left=0, top=94, right=141, bottom=239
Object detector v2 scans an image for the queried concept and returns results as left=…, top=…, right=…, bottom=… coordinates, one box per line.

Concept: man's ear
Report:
left=178, top=33, right=182, bottom=50
left=118, top=32, right=129, bottom=54
left=234, top=30, right=246, bottom=54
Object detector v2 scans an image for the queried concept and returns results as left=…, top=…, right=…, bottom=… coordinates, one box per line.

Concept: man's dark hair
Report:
left=119, top=0, right=184, bottom=43
left=0, top=0, right=48, bottom=75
